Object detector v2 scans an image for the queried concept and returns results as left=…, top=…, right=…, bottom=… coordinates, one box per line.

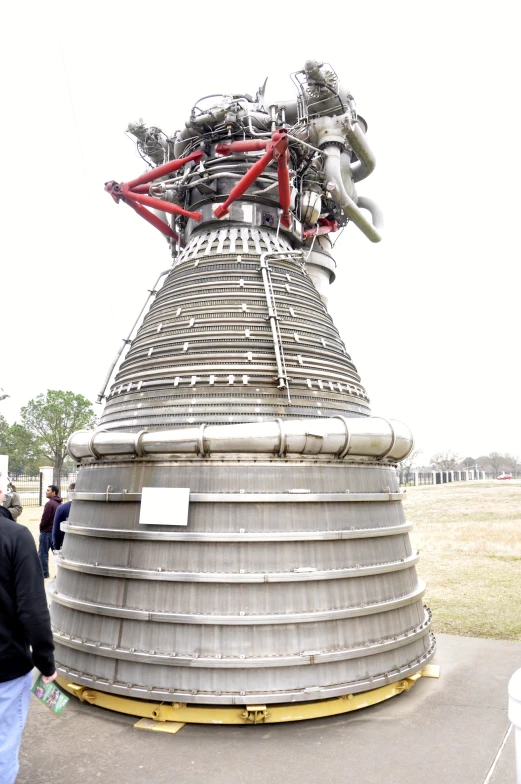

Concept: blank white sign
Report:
left=139, top=487, right=190, bottom=526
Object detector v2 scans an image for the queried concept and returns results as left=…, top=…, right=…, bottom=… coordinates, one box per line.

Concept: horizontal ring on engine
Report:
left=54, top=637, right=436, bottom=704
left=51, top=579, right=426, bottom=624
left=55, top=552, right=419, bottom=582
left=62, top=522, right=413, bottom=542
left=70, top=491, right=405, bottom=503
left=52, top=610, right=432, bottom=668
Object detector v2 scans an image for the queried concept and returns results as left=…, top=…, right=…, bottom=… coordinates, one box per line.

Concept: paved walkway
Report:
left=18, top=634, right=520, bottom=783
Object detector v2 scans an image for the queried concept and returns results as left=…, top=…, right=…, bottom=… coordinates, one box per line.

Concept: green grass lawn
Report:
left=406, top=481, right=521, bottom=641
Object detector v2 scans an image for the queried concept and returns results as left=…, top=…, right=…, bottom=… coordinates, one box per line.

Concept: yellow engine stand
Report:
left=57, top=665, right=439, bottom=733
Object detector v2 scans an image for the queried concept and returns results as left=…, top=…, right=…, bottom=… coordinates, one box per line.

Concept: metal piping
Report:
left=323, top=144, right=383, bottom=243
left=356, top=196, right=384, bottom=236
left=344, top=121, right=376, bottom=183
left=259, top=250, right=304, bottom=393
left=67, top=415, right=414, bottom=462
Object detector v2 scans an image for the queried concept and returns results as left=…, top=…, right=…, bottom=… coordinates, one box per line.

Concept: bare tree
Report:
left=398, top=448, right=423, bottom=483
left=430, top=451, right=460, bottom=471
left=502, top=453, right=519, bottom=475
left=487, top=452, right=505, bottom=478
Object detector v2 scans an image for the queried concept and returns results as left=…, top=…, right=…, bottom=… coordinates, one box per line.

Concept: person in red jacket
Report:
left=0, top=489, right=56, bottom=783
left=38, top=485, right=62, bottom=578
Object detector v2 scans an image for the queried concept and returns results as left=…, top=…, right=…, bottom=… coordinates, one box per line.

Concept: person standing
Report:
left=2, top=483, right=22, bottom=521
left=0, top=488, right=56, bottom=784
left=38, top=485, right=62, bottom=578
left=52, top=483, right=75, bottom=551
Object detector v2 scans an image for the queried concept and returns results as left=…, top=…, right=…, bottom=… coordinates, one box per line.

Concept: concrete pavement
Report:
left=17, top=634, right=520, bottom=783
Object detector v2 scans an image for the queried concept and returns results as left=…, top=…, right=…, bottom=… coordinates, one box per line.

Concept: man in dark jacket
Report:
left=0, top=489, right=56, bottom=783
left=52, top=483, right=75, bottom=551
left=38, top=485, right=62, bottom=578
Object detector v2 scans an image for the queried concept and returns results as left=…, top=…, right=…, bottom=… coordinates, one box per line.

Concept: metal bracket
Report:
left=240, top=705, right=270, bottom=724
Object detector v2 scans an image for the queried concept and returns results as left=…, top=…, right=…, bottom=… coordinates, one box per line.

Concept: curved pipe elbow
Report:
left=357, top=197, right=384, bottom=239
left=173, top=127, right=194, bottom=158
left=324, top=146, right=383, bottom=243
left=346, top=122, right=376, bottom=183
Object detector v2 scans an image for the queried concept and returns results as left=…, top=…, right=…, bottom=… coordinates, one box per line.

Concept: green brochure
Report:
left=31, top=675, right=69, bottom=716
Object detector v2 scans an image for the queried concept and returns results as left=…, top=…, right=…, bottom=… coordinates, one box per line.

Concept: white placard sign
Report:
left=139, top=487, right=190, bottom=526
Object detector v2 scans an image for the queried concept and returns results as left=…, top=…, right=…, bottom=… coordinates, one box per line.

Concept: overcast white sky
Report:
left=1, top=1, right=519, bottom=463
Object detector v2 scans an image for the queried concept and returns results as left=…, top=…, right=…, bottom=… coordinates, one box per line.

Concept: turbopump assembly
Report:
left=53, top=61, right=435, bottom=713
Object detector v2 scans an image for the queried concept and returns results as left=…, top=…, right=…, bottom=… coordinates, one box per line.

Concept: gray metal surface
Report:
left=53, top=60, right=434, bottom=706
left=51, top=460, right=433, bottom=704
left=98, top=237, right=370, bottom=432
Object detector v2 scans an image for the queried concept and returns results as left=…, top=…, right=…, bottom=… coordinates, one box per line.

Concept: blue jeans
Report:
left=38, top=532, right=53, bottom=578
left=0, top=671, right=33, bottom=784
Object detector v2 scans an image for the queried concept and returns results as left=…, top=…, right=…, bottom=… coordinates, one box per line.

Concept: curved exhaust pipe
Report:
left=323, top=145, right=383, bottom=243
left=344, top=121, right=376, bottom=183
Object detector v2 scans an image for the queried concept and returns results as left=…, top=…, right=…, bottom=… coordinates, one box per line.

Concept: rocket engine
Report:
left=52, top=61, right=434, bottom=708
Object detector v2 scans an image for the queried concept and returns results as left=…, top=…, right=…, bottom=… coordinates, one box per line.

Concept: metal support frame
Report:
left=56, top=666, right=439, bottom=727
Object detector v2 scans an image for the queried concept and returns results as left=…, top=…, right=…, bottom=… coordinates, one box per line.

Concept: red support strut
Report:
left=121, top=187, right=202, bottom=221
left=104, top=150, right=206, bottom=241
left=214, top=147, right=275, bottom=219
left=125, top=199, right=179, bottom=242
left=303, top=218, right=339, bottom=240
left=215, top=140, right=269, bottom=154
left=124, top=150, right=205, bottom=190
left=214, top=129, right=292, bottom=227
